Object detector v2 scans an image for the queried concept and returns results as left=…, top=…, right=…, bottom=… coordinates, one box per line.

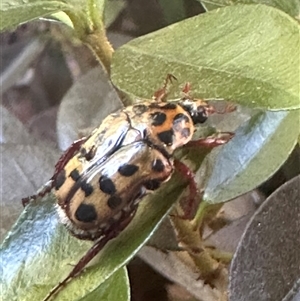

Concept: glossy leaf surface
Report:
left=112, top=5, right=300, bottom=110
left=203, top=110, right=299, bottom=203
left=199, top=0, right=300, bottom=18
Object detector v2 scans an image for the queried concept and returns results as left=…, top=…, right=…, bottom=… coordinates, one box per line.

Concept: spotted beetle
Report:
left=24, top=75, right=234, bottom=301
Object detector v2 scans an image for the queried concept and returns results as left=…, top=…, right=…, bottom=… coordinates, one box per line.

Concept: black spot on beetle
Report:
left=151, top=112, right=167, bottom=126
left=70, top=168, right=80, bottom=181
left=161, top=103, right=177, bottom=110
left=144, top=180, right=161, bottom=190
left=173, top=113, right=190, bottom=124
left=118, top=164, right=139, bottom=177
left=133, top=104, right=148, bottom=115
left=173, top=113, right=190, bottom=132
left=81, top=181, right=94, bottom=197
left=157, top=129, right=174, bottom=146
left=99, top=176, right=116, bottom=195
left=152, top=159, right=165, bottom=173
left=54, top=170, right=66, bottom=190
left=148, top=103, right=161, bottom=109
left=181, top=128, right=191, bottom=138
left=75, top=203, right=97, bottom=223
left=80, top=147, right=87, bottom=157
left=85, top=146, right=97, bottom=161
left=107, top=195, right=122, bottom=209
left=96, top=129, right=107, bottom=144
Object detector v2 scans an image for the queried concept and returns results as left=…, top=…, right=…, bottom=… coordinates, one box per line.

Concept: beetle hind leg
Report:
left=21, top=180, right=54, bottom=206
left=42, top=206, right=138, bottom=301
left=21, top=138, right=87, bottom=207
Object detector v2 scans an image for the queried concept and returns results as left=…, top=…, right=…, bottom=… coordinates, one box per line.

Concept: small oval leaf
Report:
left=203, top=110, right=299, bottom=203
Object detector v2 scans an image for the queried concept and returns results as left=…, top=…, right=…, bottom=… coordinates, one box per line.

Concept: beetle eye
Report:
left=191, top=106, right=208, bottom=124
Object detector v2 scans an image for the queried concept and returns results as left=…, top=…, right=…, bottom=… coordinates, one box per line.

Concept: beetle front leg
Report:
left=153, top=74, right=177, bottom=102
left=186, top=132, right=234, bottom=148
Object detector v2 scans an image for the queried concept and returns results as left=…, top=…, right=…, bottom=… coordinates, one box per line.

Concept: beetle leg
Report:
left=21, top=138, right=87, bottom=207
left=174, top=159, right=200, bottom=219
left=42, top=206, right=138, bottom=301
left=219, top=102, right=236, bottom=114
left=172, top=132, right=233, bottom=217
left=203, top=100, right=236, bottom=115
left=181, top=82, right=195, bottom=101
left=185, top=132, right=234, bottom=148
left=182, top=82, right=191, bottom=95
left=21, top=180, right=54, bottom=206
left=153, top=74, right=177, bottom=102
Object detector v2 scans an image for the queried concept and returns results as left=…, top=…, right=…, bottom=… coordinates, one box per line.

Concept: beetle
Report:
left=24, top=75, right=234, bottom=300
left=56, top=140, right=174, bottom=240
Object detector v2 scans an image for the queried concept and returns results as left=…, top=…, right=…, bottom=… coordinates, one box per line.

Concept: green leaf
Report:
left=1, top=173, right=186, bottom=301
left=0, top=0, right=106, bottom=34
left=203, top=110, right=300, bottom=203
left=83, top=267, right=130, bottom=301
left=199, top=0, right=300, bottom=19
left=0, top=1, right=71, bottom=31
left=50, top=0, right=120, bottom=30
left=111, top=4, right=300, bottom=110
left=51, top=11, right=74, bottom=28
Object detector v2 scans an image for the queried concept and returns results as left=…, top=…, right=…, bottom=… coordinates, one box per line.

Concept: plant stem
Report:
left=64, top=4, right=114, bottom=76
left=191, top=201, right=210, bottom=231
left=83, top=29, right=114, bottom=75
left=207, top=249, right=233, bottom=264
left=191, top=201, right=223, bottom=232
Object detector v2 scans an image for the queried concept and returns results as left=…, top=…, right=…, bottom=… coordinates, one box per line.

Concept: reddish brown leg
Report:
left=216, top=102, right=237, bottom=114
left=22, top=138, right=87, bottom=207
left=153, top=74, right=177, bottom=102
left=174, top=159, right=199, bottom=219
left=21, top=180, right=53, bottom=206
left=42, top=207, right=138, bottom=301
left=186, top=132, right=234, bottom=148
left=181, top=82, right=196, bottom=101
left=173, top=132, right=233, bottom=218
left=182, top=82, right=191, bottom=95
